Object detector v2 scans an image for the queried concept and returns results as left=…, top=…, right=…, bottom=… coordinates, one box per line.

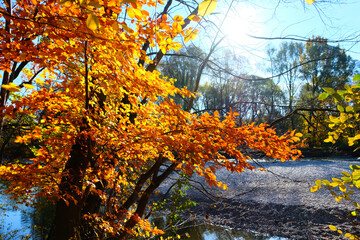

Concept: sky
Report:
left=196, top=0, right=360, bottom=77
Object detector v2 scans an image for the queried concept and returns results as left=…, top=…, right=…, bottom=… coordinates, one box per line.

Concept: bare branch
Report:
left=269, top=107, right=338, bottom=127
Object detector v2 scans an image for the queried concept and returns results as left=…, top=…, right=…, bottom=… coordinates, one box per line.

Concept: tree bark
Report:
left=48, top=135, right=90, bottom=240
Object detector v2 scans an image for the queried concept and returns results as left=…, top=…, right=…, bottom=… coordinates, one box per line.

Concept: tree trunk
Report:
left=48, top=135, right=90, bottom=240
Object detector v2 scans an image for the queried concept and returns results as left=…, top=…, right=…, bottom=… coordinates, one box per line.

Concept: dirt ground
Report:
left=157, top=157, right=360, bottom=239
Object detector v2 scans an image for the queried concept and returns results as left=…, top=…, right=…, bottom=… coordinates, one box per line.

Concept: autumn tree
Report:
left=0, top=0, right=302, bottom=239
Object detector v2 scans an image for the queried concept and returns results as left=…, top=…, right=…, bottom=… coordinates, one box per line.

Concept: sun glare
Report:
left=221, top=4, right=264, bottom=48
left=216, top=3, right=267, bottom=75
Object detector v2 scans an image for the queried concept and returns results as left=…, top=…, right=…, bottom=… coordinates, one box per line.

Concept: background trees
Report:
left=270, top=42, right=304, bottom=130
left=193, top=37, right=356, bottom=148
left=160, top=46, right=205, bottom=108
left=199, top=76, right=285, bottom=125
left=297, top=37, right=356, bottom=147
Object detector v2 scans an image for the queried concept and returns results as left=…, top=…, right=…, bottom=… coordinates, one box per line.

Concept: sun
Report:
left=220, top=3, right=265, bottom=48
left=214, top=3, right=267, bottom=75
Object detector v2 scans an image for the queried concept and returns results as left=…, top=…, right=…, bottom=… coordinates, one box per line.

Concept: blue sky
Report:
left=196, top=0, right=360, bottom=76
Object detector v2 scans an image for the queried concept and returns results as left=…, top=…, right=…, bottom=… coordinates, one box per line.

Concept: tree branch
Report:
left=269, top=107, right=338, bottom=127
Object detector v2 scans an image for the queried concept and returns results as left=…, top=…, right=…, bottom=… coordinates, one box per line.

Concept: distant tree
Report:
left=239, top=77, right=285, bottom=125
left=270, top=42, right=304, bottom=129
left=202, top=51, right=247, bottom=117
left=300, top=37, right=354, bottom=101
left=298, top=36, right=355, bottom=147
left=198, top=75, right=285, bottom=125
left=160, top=46, right=205, bottom=108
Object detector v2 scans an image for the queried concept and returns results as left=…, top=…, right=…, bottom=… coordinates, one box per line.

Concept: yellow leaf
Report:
left=121, top=0, right=137, bottom=3
left=184, top=29, right=199, bottom=43
left=88, top=1, right=102, bottom=8
left=2, top=83, right=21, bottom=92
left=339, top=184, right=347, bottom=192
left=112, top=21, right=120, bottom=31
left=127, top=8, right=136, bottom=19
left=329, top=225, right=337, bottom=231
left=23, top=84, right=35, bottom=89
left=173, top=15, right=183, bottom=22
left=122, top=23, right=133, bottom=33
left=134, top=8, right=142, bottom=18
left=346, top=106, right=353, bottom=112
left=330, top=182, right=339, bottom=187
left=332, top=178, right=342, bottom=183
left=189, top=15, right=201, bottom=22
left=310, top=186, right=318, bottom=192
left=354, top=134, right=360, bottom=140
left=295, top=132, right=303, bottom=137
left=14, top=136, right=23, bottom=143
left=198, top=0, right=217, bottom=16
left=305, top=0, right=315, bottom=4
left=292, top=136, right=300, bottom=142
left=329, top=115, right=340, bottom=124
left=35, top=79, right=45, bottom=85
left=86, top=13, right=100, bottom=31
left=345, top=233, right=353, bottom=238
left=340, top=113, right=347, bottom=123
left=324, top=136, right=333, bottom=143
left=61, top=0, right=72, bottom=7
left=335, top=196, right=342, bottom=202
left=160, top=46, right=166, bottom=54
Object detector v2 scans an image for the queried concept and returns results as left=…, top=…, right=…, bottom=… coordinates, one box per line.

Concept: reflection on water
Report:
left=152, top=217, right=288, bottom=240
left=175, top=224, right=287, bottom=240
left=0, top=188, right=32, bottom=239
left=0, top=185, right=54, bottom=240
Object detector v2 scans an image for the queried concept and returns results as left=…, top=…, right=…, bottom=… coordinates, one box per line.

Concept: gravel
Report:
left=157, top=156, right=360, bottom=239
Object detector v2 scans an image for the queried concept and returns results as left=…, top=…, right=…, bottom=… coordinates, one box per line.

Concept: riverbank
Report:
left=158, top=157, right=360, bottom=239
left=186, top=197, right=353, bottom=240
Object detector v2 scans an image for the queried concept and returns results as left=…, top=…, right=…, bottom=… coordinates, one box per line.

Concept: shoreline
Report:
left=185, top=198, right=354, bottom=240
